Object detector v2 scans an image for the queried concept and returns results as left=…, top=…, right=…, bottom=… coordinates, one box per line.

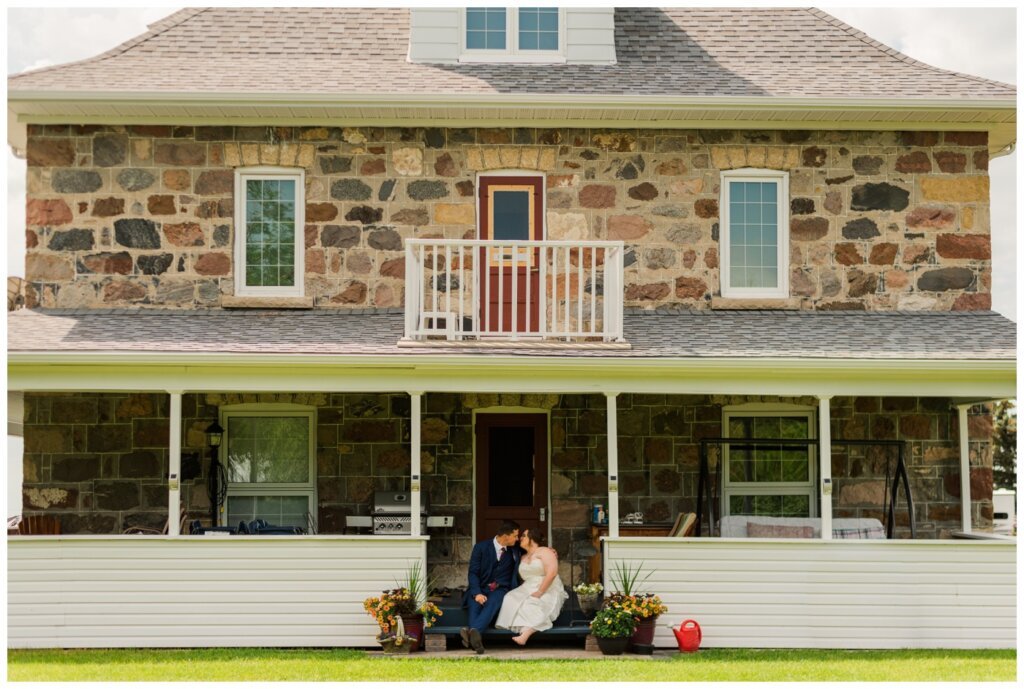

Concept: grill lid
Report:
left=372, top=491, right=429, bottom=515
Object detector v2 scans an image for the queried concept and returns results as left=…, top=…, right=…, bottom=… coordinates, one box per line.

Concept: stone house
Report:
left=7, top=8, right=1016, bottom=650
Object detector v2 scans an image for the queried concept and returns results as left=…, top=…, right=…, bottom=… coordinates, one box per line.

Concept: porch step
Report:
left=426, top=590, right=592, bottom=640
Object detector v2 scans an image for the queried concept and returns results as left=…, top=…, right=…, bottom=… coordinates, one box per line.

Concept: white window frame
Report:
left=233, top=166, right=306, bottom=297
left=719, top=168, right=790, bottom=299
left=220, top=404, right=317, bottom=529
left=722, top=404, right=817, bottom=519
left=459, top=7, right=567, bottom=63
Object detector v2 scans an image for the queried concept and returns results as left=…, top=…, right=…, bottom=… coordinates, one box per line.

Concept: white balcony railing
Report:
left=403, top=239, right=625, bottom=343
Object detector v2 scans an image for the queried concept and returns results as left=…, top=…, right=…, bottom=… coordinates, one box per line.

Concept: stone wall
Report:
left=23, top=126, right=991, bottom=311
left=22, top=392, right=992, bottom=584
left=21, top=392, right=173, bottom=533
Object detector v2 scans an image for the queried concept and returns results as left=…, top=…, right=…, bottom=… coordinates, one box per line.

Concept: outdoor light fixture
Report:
left=205, top=420, right=226, bottom=526
left=205, top=421, right=224, bottom=447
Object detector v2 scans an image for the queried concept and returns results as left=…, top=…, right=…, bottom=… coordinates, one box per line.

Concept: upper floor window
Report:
left=719, top=169, right=789, bottom=299
left=462, top=8, right=565, bottom=62
left=233, top=167, right=305, bottom=297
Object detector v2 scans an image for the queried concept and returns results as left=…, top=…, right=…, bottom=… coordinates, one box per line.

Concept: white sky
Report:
left=3, top=5, right=1019, bottom=319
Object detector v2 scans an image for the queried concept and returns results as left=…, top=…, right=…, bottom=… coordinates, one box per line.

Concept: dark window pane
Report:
left=488, top=426, right=534, bottom=507
left=492, top=189, right=531, bottom=241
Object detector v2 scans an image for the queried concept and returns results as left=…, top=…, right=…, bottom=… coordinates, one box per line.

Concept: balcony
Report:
left=402, top=239, right=626, bottom=345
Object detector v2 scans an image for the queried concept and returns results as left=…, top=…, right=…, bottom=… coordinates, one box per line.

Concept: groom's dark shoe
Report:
left=459, top=627, right=471, bottom=649
left=468, top=628, right=485, bottom=654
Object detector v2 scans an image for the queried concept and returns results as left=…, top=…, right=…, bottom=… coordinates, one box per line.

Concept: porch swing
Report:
left=695, top=437, right=915, bottom=539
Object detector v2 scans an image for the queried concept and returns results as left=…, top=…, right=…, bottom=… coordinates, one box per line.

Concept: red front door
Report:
left=478, top=175, right=544, bottom=333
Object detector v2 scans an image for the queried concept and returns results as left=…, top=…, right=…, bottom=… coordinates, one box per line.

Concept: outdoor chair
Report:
left=123, top=507, right=188, bottom=535
left=17, top=515, right=61, bottom=535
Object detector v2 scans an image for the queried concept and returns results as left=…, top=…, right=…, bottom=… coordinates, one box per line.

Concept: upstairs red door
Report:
left=478, top=175, right=543, bottom=333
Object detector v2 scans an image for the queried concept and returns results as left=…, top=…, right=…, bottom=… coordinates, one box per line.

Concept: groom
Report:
left=461, top=519, right=522, bottom=654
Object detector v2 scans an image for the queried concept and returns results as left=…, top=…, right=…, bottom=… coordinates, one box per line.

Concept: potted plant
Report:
left=607, top=561, right=667, bottom=651
left=362, top=562, right=443, bottom=651
left=573, top=582, right=604, bottom=617
left=401, top=562, right=442, bottom=650
left=589, top=607, right=636, bottom=655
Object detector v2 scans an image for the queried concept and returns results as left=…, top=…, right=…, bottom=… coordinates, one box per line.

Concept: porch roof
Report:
left=6, top=308, right=1016, bottom=362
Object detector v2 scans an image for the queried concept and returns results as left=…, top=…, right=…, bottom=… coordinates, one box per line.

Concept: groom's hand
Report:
left=474, top=594, right=487, bottom=605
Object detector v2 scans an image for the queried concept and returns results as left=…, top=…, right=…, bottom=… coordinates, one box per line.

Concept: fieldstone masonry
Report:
left=23, top=392, right=993, bottom=585
left=24, top=126, right=991, bottom=311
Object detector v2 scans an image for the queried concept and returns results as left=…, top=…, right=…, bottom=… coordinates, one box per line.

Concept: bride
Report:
left=494, top=527, right=568, bottom=645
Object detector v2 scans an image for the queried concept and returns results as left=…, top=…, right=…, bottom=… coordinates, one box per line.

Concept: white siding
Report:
left=605, top=538, right=1016, bottom=650
left=408, top=8, right=616, bottom=65
left=8, top=536, right=426, bottom=649
left=565, top=9, right=617, bottom=64
left=408, top=8, right=461, bottom=64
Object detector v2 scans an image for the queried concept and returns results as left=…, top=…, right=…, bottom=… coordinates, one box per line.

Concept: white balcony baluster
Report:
left=402, top=239, right=625, bottom=343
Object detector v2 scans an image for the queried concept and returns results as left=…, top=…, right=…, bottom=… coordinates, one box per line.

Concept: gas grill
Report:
left=372, top=491, right=429, bottom=535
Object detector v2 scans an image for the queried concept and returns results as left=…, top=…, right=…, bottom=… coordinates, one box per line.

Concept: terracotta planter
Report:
left=630, top=615, right=658, bottom=648
left=400, top=614, right=425, bottom=651
left=596, top=636, right=630, bottom=655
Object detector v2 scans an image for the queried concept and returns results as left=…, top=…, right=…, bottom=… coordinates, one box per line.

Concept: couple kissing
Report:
left=460, top=520, right=567, bottom=654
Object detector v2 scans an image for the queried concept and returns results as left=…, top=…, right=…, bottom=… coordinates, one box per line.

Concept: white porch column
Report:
left=410, top=392, right=423, bottom=537
left=957, top=404, right=972, bottom=533
left=817, top=395, right=833, bottom=540
left=605, top=392, right=620, bottom=538
left=167, top=391, right=183, bottom=536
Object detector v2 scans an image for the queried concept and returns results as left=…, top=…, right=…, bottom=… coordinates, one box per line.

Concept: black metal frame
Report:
left=696, top=437, right=914, bottom=539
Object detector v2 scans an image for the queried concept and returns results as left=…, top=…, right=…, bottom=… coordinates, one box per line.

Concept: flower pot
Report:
left=596, top=636, right=630, bottom=656
left=630, top=615, right=658, bottom=649
left=578, top=593, right=603, bottom=617
left=400, top=614, right=425, bottom=651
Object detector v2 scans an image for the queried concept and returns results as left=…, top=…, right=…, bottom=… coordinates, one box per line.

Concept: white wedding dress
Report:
left=495, top=557, right=568, bottom=633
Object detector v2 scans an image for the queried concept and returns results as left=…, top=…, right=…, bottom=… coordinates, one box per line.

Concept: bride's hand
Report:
left=530, top=591, right=543, bottom=598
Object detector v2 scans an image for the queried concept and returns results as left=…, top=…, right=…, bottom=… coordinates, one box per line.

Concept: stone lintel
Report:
left=710, top=297, right=803, bottom=311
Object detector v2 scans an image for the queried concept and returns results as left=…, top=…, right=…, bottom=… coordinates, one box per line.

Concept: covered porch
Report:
left=7, top=308, right=1016, bottom=649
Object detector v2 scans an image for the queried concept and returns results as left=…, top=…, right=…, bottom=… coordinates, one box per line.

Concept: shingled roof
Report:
left=7, top=309, right=1016, bottom=361
left=8, top=7, right=1015, bottom=100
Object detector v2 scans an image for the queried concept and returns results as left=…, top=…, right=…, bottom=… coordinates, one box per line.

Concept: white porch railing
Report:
left=403, top=239, right=625, bottom=342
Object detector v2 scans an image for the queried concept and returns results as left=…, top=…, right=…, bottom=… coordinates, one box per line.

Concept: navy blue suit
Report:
left=463, top=539, right=522, bottom=631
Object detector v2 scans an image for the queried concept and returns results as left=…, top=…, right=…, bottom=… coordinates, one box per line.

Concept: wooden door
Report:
left=475, top=413, right=548, bottom=541
left=478, top=175, right=544, bottom=333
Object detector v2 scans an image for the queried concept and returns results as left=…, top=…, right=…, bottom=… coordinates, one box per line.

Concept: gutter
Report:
left=6, top=351, right=1016, bottom=373
left=7, top=91, right=1017, bottom=113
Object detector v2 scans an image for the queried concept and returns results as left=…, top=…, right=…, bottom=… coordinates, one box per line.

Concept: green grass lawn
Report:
left=6, top=648, right=1016, bottom=682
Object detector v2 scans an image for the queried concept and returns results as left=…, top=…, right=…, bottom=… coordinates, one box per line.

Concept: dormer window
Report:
left=461, top=7, right=565, bottom=63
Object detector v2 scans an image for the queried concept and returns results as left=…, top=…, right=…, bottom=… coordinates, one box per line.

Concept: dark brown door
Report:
left=475, top=413, right=548, bottom=541
left=478, top=175, right=543, bottom=333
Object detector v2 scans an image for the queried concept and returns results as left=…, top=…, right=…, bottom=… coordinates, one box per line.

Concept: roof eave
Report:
left=7, top=91, right=1016, bottom=156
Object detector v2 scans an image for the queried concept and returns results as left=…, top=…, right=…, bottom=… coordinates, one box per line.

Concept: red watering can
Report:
left=672, top=619, right=702, bottom=652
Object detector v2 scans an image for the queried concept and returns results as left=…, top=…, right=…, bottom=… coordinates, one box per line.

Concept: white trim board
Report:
left=8, top=355, right=1015, bottom=399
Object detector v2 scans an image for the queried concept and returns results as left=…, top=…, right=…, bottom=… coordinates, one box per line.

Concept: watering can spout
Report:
left=672, top=619, right=702, bottom=652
